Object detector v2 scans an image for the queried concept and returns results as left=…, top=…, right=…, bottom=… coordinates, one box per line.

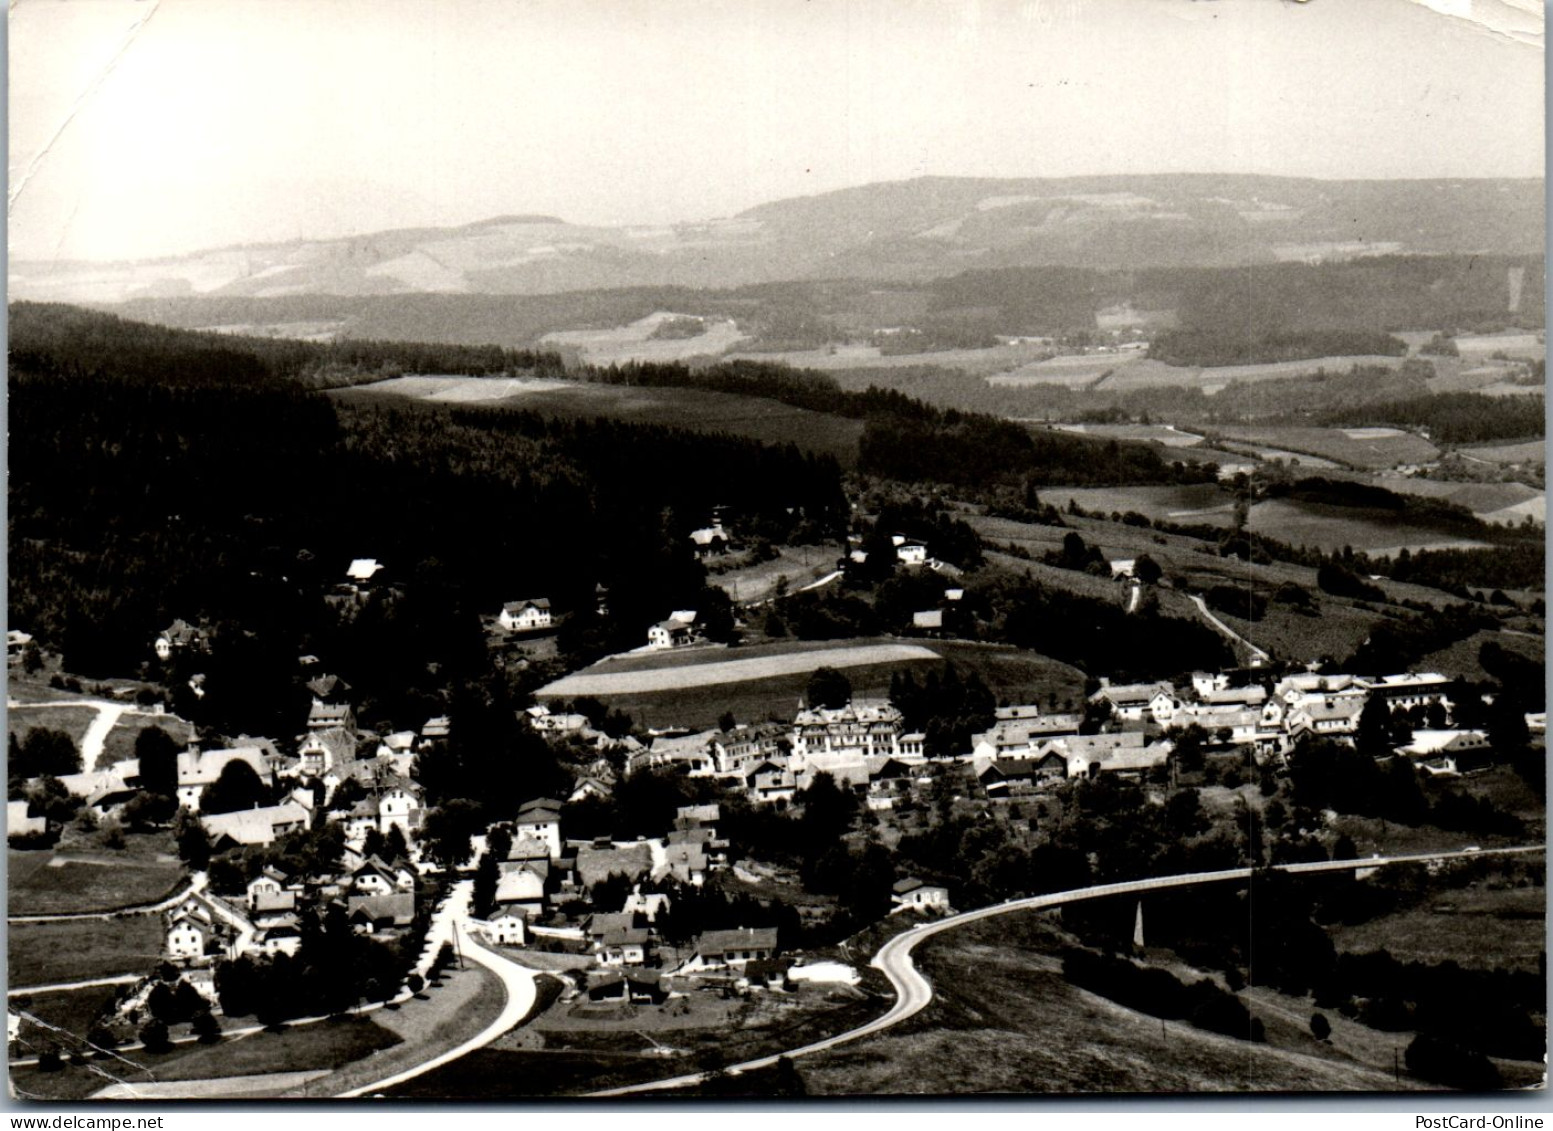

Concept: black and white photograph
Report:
left=5, top=0, right=1547, bottom=1103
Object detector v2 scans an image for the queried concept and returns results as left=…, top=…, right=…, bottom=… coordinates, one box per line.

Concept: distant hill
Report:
left=11, top=174, right=1544, bottom=305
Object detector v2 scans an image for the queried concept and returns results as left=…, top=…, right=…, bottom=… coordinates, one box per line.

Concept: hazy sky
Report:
left=9, top=0, right=1545, bottom=262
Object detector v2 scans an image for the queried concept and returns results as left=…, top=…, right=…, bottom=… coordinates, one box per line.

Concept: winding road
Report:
left=586, top=844, right=1544, bottom=1097
left=336, top=882, right=538, bottom=1099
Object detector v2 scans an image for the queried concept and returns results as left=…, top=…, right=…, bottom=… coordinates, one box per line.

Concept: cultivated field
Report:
left=1048, top=423, right=1206, bottom=448
left=988, top=353, right=1407, bottom=393
left=537, top=642, right=940, bottom=697
left=1211, top=426, right=1440, bottom=470
left=728, top=340, right=1055, bottom=377
left=543, top=639, right=1087, bottom=731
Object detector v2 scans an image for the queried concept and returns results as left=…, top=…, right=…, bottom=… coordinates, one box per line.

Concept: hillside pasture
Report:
left=1245, top=499, right=1489, bottom=556
left=9, top=917, right=165, bottom=988
left=1325, top=884, right=1545, bottom=974
left=1373, top=478, right=1544, bottom=524
left=707, top=543, right=845, bottom=605
left=6, top=705, right=98, bottom=753
left=1037, top=484, right=1238, bottom=526
left=1455, top=440, right=1546, bottom=467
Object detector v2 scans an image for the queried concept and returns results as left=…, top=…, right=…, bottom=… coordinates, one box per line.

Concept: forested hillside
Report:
left=8, top=305, right=846, bottom=731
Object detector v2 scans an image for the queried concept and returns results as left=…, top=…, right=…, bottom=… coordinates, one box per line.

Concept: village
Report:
left=6, top=514, right=1537, bottom=1083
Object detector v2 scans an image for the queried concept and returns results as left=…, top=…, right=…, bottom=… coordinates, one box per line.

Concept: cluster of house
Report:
left=163, top=853, right=420, bottom=965
left=610, top=666, right=1479, bottom=810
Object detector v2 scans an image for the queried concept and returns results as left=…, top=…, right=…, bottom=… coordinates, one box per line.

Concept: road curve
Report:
left=336, top=887, right=537, bottom=1099
left=587, top=844, right=1543, bottom=1097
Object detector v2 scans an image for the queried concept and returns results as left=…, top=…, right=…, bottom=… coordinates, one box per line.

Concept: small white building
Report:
left=892, top=877, right=950, bottom=910
left=646, top=610, right=701, bottom=650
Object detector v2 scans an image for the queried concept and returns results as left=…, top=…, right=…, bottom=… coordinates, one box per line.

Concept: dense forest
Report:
left=1147, top=328, right=1408, bottom=368
left=577, top=357, right=1218, bottom=488
left=8, top=304, right=846, bottom=733
left=1321, top=392, right=1546, bottom=445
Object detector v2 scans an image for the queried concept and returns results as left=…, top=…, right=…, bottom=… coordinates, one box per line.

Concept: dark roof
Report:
left=346, top=893, right=414, bottom=926
left=892, top=877, right=924, bottom=895
left=698, top=926, right=778, bottom=954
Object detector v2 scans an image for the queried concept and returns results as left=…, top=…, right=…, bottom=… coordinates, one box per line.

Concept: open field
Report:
left=538, top=642, right=940, bottom=697
left=9, top=917, right=165, bottom=988
left=545, top=639, right=1086, bottom=731
left=1326, top=884, right=1545, bottom=974
left=11, top=985, right=121, bottom=1042
left=6, top=705, right=99, bottom=752
left=1208, top=603, right=1382, bottom=668
left=11, top=1016, right=404, bottom=1102
left=341, top=377, right=863, bottom=464
left=1419, top=630, right=1544, bottom=684
left=707, top=543, right=843, bottom=605
left=988, top=353, right=1407, bottom=393
left=1456, top=440, right=1546, bottom=467
left=8, top=834, right=186, bottom=916
left=794, top=911, right=1426, bottom=1094
left=1245, top=499, right=1489, bottom=556
left=541, top=311, right=749, bottom=365
left=380, top=981, right=890, bottom=1098
left=1211, top=426, right=1439, bottom=470
left=728, top=340, right=1055, bottom=376
left=1049, top=423, right=1206, bottom=447
left=1454, top=332, right=1545, bottom=360
left=98, top=716, right=196, bottom=771
left=1037, top=483, right=1237, bottom=525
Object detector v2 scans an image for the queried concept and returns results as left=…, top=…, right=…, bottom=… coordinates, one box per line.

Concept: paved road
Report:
left=1188, top=594, right=1271, bottom=663
left=587, top=844, right=1543, bottom=1097
left=337, top=883, right=538, bottom=1098
left=8, top=872, right=206, bottom=924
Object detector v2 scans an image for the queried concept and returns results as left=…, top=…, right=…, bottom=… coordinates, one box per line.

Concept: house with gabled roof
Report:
left=646, top=610, right=701, bottom=650
left=176, top=747, right=274, bottom=813
left=164, top=891, right=253, bottom=964
left=691, top=927, right=778, bottom=969
left=498, top=598, right=553, bottom=633
left=201, top=801, right=310, bottom=849
left=515, top=798, right=563, bottom=858
left=483, top=905, right=529, bottom=946
left=154, top=619, right=208, bottom=662
left=346, top=892, right=415, bottom=934
left=307, top=700, right=356, bottom=734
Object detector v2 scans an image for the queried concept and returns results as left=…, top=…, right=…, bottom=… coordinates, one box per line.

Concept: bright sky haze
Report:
left=9, top=0, right=1546, bottom=262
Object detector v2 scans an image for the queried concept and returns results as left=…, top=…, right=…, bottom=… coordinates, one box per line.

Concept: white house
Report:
left=498, top=598, right=553, bottom=633
left=891, top=877, right=950, bottom=910
left=514, top=798, right=563, bottom=858
left=646, top=610, right=701, bottom=650
left=897, top=543, right=928, bottom=567
left=484, top=905, right=529, bottom=946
